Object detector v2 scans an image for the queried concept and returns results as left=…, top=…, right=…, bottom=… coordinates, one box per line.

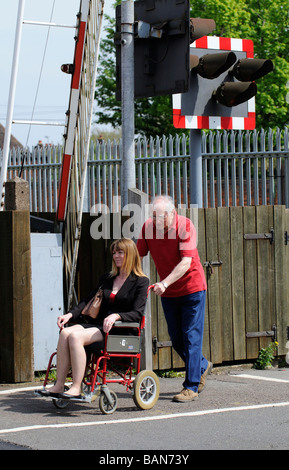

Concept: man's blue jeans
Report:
left=161, top=290, right=208, bottom=392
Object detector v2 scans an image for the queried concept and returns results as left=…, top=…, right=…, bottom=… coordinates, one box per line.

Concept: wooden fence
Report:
left=1, top=205, right=288, bottom=379
left=0, top=211, right=34, bottom=382
left=76, top=205, right=289, bottom=370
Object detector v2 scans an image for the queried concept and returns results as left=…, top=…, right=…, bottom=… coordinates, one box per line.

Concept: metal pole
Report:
left=189, top=129, right=203, bottom=208
left=0, top=0, right=25, bottom=210
left=121, top=0, right=135, bottom=208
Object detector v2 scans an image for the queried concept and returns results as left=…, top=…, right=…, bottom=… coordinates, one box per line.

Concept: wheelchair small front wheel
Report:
left=52, top=385, right=70, bottom=409
left=133, top=370, right=160, bottom=410
left=52, top=397, right=70, bottom=409
left=99, top=390, right=118, bottom=415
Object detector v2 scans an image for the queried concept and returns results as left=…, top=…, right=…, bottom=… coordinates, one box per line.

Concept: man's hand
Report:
left=153, top=282, right=167, bottom=296
left=152, top=257, right=192, bottom=296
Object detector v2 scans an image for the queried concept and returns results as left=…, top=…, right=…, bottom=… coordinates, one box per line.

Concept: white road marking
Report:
left=233, top=374, right=289, bottom=383
left=0, top=383, right=71, bottom=395
left=1, top=401, right=289, bottom=435
left=1, top=374, right=289, bottom=437
left=0, top=386, right=41, bottom=395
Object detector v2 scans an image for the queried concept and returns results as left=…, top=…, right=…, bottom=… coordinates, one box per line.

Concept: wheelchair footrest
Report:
left=52, top=395, right=92, bottom=403
left=34, top=389, right=92, bottom=403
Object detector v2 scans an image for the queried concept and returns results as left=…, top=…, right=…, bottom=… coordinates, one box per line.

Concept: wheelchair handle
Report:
left=147, top=284, right=155, bottom=297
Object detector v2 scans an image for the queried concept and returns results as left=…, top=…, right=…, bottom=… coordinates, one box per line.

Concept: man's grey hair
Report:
left=152, top=195, right=175, bottom=214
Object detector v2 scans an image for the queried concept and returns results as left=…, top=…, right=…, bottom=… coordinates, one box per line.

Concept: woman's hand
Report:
left=57, top=312, right=73, bottom=330
left=103, top=313, right=120, bottom=333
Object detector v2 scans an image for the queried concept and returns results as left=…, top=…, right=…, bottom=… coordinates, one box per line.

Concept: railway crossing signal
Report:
left=115, top=0, right=216, bottom=99
left=116, top=0, right=190, bottom=99
left=173, top=36, right=273, bottom=130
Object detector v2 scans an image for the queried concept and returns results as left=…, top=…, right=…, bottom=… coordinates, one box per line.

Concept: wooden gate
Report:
left=151, top=205, right=289, bottom=369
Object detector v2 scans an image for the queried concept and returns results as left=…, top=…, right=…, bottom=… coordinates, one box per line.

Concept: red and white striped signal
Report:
left=173, top=36, right=256, bottom=130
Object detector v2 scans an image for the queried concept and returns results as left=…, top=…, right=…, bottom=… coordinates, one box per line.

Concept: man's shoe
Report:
left=198, top=361, right=213, bottom=393
left=173, top=388, right=198, bottom=402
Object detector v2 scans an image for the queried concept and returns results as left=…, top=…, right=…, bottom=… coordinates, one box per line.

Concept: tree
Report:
left=94, top=0, right=289, bottom=134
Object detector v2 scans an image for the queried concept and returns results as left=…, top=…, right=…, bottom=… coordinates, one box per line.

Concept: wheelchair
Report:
left=35, top=287, right=160, bottom=415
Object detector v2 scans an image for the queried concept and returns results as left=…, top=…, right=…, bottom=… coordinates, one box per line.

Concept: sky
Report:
left=0, top=0, right=114, bottom=148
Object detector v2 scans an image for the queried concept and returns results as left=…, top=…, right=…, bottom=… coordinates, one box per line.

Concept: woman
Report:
left=39, top=238, right=149, bottom=399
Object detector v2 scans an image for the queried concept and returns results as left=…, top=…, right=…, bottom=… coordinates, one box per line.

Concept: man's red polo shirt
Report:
left=137, top=213, right=207, bottom=297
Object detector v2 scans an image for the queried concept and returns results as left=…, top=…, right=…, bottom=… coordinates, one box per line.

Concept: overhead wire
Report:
left=19, top=0, right=56, bottom=177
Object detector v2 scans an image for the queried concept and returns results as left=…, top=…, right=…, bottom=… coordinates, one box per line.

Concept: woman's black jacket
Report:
left=69, top=272, right=150, bottom=327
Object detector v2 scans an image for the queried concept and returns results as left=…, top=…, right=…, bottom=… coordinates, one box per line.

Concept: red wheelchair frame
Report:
left=35, top=286, right=159, bottom=414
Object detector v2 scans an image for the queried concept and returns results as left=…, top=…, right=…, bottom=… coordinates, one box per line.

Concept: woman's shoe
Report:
left=37, top=389, right=60, bottom=398
left=58, top=392, right=82, bottom=400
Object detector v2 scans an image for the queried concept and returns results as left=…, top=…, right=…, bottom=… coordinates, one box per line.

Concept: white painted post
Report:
left=0, top=0, right=25, bottom=210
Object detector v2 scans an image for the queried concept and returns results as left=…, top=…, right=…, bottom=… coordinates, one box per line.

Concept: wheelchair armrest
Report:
left=114, top=321, right=140, bottom=328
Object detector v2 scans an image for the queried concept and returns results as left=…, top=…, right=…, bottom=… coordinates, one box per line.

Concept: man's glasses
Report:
left=152, top=213, right=168, bottom=220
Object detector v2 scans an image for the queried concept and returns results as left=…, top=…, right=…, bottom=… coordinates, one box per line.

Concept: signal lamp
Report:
left=213, top=81, right=257, bottom=107
left=194, top=51, right=237, bottom=79
left=61, top=64, right=74, bottom=74
left=189, top=18, right=216, bottom=43
left=231, top=58, right=273, bottom=82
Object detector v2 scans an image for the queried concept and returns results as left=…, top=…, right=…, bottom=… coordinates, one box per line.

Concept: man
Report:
left=137, top=195, right=212, bottom=402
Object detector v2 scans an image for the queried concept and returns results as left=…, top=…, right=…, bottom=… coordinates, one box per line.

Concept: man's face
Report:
left=152, top=205, right=174, bottom=233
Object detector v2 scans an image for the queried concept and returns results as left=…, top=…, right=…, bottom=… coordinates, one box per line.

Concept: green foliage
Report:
left=94, top=0, right=289, bottom=135
left=157, top=369, right=185, bottom=378
left=254, top=341, right=279, bottom=370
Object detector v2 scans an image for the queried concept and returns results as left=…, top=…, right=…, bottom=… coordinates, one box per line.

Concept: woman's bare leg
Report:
left=61, top=326, right=103, bottom=396
left=47, top=326, right=76, bottom=393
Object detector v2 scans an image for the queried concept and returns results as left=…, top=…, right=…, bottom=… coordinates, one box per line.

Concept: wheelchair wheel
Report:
left=52, top=385, right=70, bottom=409
left=133, top=370, right=160, bottom=410
left=99, top=390, right=118, bottom=415
left=52, top=397, right=70, bottom=409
